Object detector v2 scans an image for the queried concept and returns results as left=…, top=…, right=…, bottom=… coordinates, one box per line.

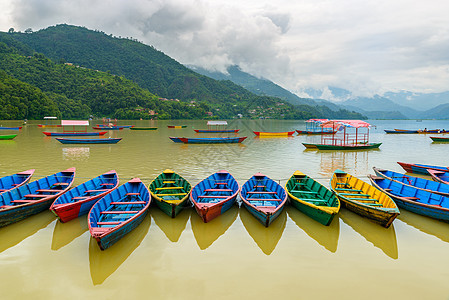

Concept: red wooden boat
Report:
left=190, top=170, right=240, bottom=223
left=397, top=162, right=449, bottom=175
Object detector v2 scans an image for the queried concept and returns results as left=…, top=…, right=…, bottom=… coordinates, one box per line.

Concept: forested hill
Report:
left=3, top=24, right=365, bottom=120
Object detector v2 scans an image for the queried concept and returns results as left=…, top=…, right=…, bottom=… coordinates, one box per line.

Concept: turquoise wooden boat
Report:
left=286, top=171, right=340, bottom=226
left=55, top=137, right=122, bottom=144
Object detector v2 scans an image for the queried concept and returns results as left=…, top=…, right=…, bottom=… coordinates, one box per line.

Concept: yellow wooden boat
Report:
left=330, top=170, right=399, bottom=228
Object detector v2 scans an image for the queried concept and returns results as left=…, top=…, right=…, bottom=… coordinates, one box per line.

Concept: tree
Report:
left=8, top=28, right=14, bottom=34
left=24, top=28, right=33, bottom=34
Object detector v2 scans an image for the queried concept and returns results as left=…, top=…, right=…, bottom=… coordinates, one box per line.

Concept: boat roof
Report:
left=61, top=120, right=90, bottom=126
left=44, top=116, right=58, bottom=119
left=305, top=119, right=329, bottom=123
left=207, top=121, right=227, bottom=126
left=321, top=120, right=371, bottom=128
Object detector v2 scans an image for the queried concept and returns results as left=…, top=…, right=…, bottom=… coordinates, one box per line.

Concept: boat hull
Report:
left=55, top=138, right=122, bottom=144
left=0, top=127, right=22, bottom=130
left=313, top=143, right=381, bottom=150
left=296, top=130, right=336, bottom=135
left=130, top=127, right=157, bottom=130
left=253, top=131, right=295, bottom=136
left=0, top=134, right=18, bottom=140
left=430, top=136, right=449, bottom=142
left=194, top=129, right=239, bottom=133
left=92, top=126, right=123, bottom=130
left=175, top=137, right=247, bottom=144
left=43, top=131, right=107, bottom=136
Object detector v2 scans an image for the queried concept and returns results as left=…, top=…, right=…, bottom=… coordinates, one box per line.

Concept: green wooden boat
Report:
left=0, top=134, right=18, bottom=140
left=305, top=142, right=381, bottom=150
left=285, top=171, right=340, bottom=225
left=149, top=169, right=192, bottom=217
left=130, top=127, right=158, bottom=130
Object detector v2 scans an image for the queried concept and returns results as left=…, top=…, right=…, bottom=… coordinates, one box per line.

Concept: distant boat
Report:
left=96, top=124, right=134, bottom=129
left=286, top=171, right=340, bottom=226
left=0, top=134, right=18, bottom=140
left=149, top=169, right=191, bottom=218
left=397, top=162, right=449, bottom=175
left=55, top=137, right=122, bottom=144
left=240, top=173, right=287, bottom=227
left=38, top=116, right=61, bottom=128
left=194, top=121, right=239, bottom=133
left=385, top=129, right=445, bottom=134
left=330, top=169, right=399, bottom=228
left=50, top=170, right=119, bottom=223
left=253, top=131, right=295, bottom=136
left=0, top=168, right=75, bottom=227
left=190, top=170, right=240, bottom=223
left=168, top=125, right=187, bottom=128
left=430, top=136, right=449, bottom=142
left=43, top=131, right=107, bottom=136
left=303, top=142, right=382, bottom=150
left=0, top=127, right=22, bottom=130
left=296, top=129, right=337, bottom=135
left=0, top=169, right=35, bottom=194
left=169, top=136, right=247, bottom=144
left=88, top=178, right=151, bottom=250
left=130, top=127, right=158, bottom=130
left=92, top=126, right=123, bottom=130
left=384, top=129, right=419, bottom=134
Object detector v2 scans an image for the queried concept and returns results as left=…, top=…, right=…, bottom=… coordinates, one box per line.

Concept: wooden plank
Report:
left=72, top=196, right=89, bottom=200
left=342, top=193, right=371, bottom=197
left=110, top=201, right=146, bottom=205
left=24, top=194, right=48, bottom=198
left=215, top=182, right=228, bottom=185
left=36, top=189, right=60, bottom=193
left=204, top=189, right=233, bottom=192
left=197, top=195, right=228, bottom=198
left=247, top=191, right=276, bottom=194
left=247, top=198, right=282, bottom=201
left=290, top=190, right=317, bottom=194
left=155, top=187, right=183, bottom=190
left=157, top=193, right=187, bottom=196
left=163, top=181, right=175, bottom=184
left=125, top=192, right=140, bottom=196
left=85, top=189, right=109, bottom=193
left=100, top=183, right=114, bottom=186
left=335, top=188, right=363, bottom=192
left=11, top=200, right=36, bottom=203
left=53, top=182, right=69, bottom=186
left=97, top=221, right=122, bottom=225
left=100, top=211, right=138, bottom=214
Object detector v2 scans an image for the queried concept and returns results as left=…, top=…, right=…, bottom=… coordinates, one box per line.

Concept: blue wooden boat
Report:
left=428, top=169, right=449, bottom=185
left=50, top=170, right=119, bottom=222
left=384, top=129, right=419, bottom=134
left=88, top=178, right=151, bottom=250
left=43, top=131, right=107, bottom=136
left=373, top=167, right=449, bottom=197
left=170, top=137, right=247, bottom=144
left=55, top=137, right=122, bottom=144
left=0, top=168, right=75, bottom=227
left=240, top=173, right=287, bottom=227
left=190, top=170, right=240, bottom=223
left=368, top=174, right=449, bottom=222
left=0, top=126, right=22, bottom=130
left=0, top=169, right=35, bottom=194
left=397, top=162, right=449, bottom=175
left=96, top=124, right=134, bottom=129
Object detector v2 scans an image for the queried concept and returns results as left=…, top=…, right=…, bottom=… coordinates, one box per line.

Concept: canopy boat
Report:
left=286, top=171, right=340, bottom=226
left=130, top=127, right=158, bottom=130
left=38, top=116, right=61, bottom=128
left=240, top=173, right=287, bottom=227
left=50, top=170, right=119, bottom=223
left=330, top=170, right=399, bottom=228
left=430, top=136, right=449, bottom=142
left=427, top=169, right=449, bottom=185
left=0, top=169, right=35, bottom=194
left=397, top=162, right=449, bottom=175
left=368, top=174, right=449, bottom=222
left=373, top=167, right=449, bottom=197
left=296, top=119, right=337, bottom=135
left=194, top=121, right=239, bottom=133
left=253, top=131, right=295, bottom=136
left=43, top=120, right=106, bottom=136
left=0, top=127, right=22, bottom=130
left=94, top=118, right=133, bottom=130
left=168, top=125, right=187, bottom=128
left=303, top=120, right=381, bottom=150
left=55, top=137, right=122, bottom=144
left=149, top=169, right=192, bottom=218
left=190, top=170, right=240, bottom=223
left=88, top=178, right=151, bottom=250
left=0, top=134, right=18, bottom=140
left=170, top=137, right=247, bottom=144
left=0, top=168, right=75, bottom=227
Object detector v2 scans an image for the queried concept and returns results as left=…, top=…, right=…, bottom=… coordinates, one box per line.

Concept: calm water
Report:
left=0, top=119, right=448, bottom=299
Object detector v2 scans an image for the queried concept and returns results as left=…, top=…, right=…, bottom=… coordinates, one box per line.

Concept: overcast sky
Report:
left=1, top=0, right=448, bottom=99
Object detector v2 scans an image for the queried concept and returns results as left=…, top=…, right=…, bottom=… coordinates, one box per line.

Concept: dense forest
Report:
left=0, top=25, right=365, bottom=120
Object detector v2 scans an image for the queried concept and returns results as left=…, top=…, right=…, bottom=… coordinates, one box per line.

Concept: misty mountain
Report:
left=383, top=91, right=449, bottom=111
left=420, top=103, right=449, bottom=119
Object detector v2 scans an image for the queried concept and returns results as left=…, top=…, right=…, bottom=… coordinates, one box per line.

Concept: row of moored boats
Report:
left=0, top=162, right=448, bottom=250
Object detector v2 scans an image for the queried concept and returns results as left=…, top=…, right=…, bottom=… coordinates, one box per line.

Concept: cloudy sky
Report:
left=1, top=0, right=448, bottom=98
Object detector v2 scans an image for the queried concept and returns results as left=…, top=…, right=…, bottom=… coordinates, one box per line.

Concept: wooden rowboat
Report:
left=50, top=170, right=119, bottom=222
left=430, top=136, right=449, bottom=142
left=253, top=131, right=295, bottom=136
left=286, top=171, right=340, bottom=226
left=149, top=169, right=191, bottom=218
left=305, top=142, right=382, bottom=150
left=0, top=134, right=18, bottom=140
left=397, top=162, right=449, bottom=175
left=427, top=169, right=449, bottom=185
left=330, top=170, right=399, bottom=228
left=190, top=170, right=240, bottom=223
left=170, top=137, right=247, bottom=144
left=0, top=168, right=75, bottom=227
left=373, top=167, right=449, bottom=197
left=240, top=173, right=287, bottom=227
left=168, top=125, right=187, bottom=128
left=0, top=169, right=35, bottom=194
left=92, top=126, right=123, bottom=130
left=0, top=126, right=22, bottom=130
left=43, top=131, right=107, bottom=136
left=368, top=174, right=449, bottom=222
left=130, top=127, right=158, bottom=130
left=194, top=129, right=239, bottom=133
left=384, top=129, right=419, bottom=134
left=88, top=178, right=151, bottom=250
left=55, top=137, right=122, bottom=144
left=296, top=130, right=337, bottom=135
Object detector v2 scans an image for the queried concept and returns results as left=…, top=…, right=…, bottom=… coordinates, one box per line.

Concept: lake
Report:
left=0, top=119, right=448, bottom=299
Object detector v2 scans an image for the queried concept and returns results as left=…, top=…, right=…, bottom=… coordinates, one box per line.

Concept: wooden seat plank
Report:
left=156, top=187, right=183, bottom=190
left=126, top=193, right=140, bottom=196
left=197, top=195, right=228, bottom=198
left=97, top=221, right=122, bottom=225
left=248, top=198, right=282, bottom=201
left=36, top=189, right=60, bottom=193
left=101, top=211, right=138, bottom=214
left=205, top=189, right=233, bottom=192
left=247, top=191, right=276, bottom=194
left=157, top=193, right=187, bottom=196
left=110, top=201, right=146, bottom=205
left=24, top=194, right=48, bottom=198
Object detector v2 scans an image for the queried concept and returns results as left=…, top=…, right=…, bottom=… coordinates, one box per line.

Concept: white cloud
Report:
left=2, top=0, right=449, bottom=99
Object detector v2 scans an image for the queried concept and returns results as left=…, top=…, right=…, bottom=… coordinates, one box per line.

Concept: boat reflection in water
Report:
left=89, top=216, right=151, bottom=285
left=339, top=209, right=398, bottom=259
left=151, top=208, right=190, bottom=242
left=191, top=205, right=238, bottom=250
left=398, top=210, right=449, bottom=243
left=0, top=210, right=54, bottom=253
left=240, top=207, right=287, bottom=255
left=286, top=206, right=339, bottom=253
left=51, top=217, right=88, bottom=251
left=62, top=147, right=90, bottom=161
